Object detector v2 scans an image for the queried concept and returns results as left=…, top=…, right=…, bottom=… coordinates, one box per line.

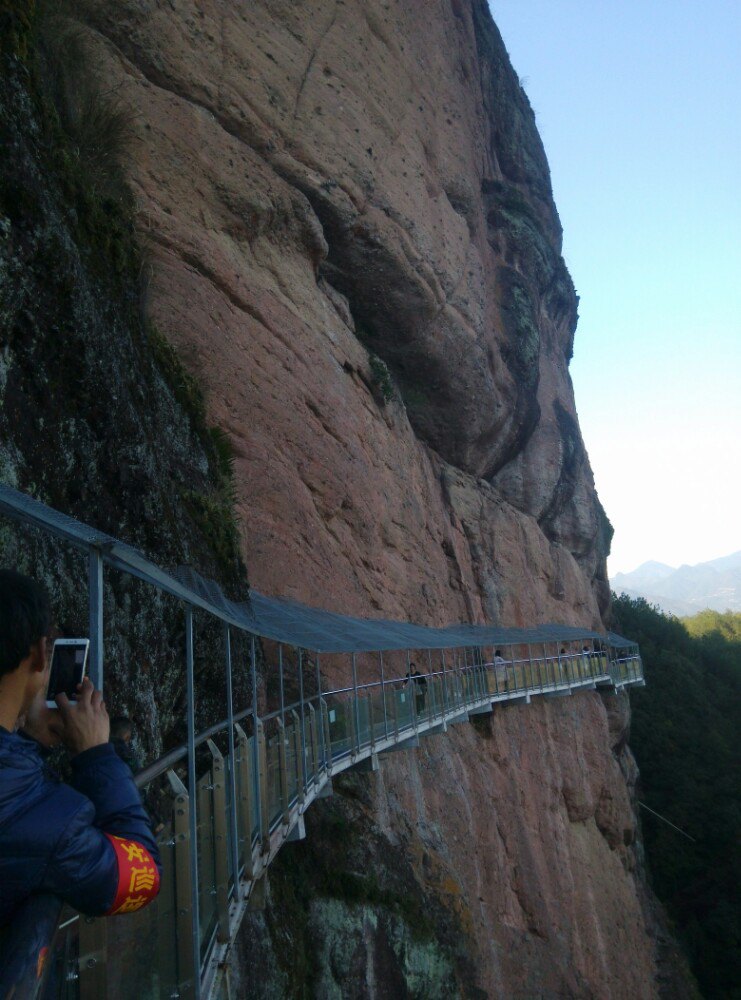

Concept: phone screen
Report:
left=47, top=641, right=89, bottom=702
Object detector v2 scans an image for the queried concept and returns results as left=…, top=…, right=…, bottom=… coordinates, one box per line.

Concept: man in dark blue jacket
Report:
left=0, top=570, right=162, bottom=926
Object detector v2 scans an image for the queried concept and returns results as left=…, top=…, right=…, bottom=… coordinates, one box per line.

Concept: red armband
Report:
left=103, top=835, right=161, bottom=915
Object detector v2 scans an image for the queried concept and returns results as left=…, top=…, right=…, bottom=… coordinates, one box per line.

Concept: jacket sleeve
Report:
left=69, top=744, right=161, bottom=864
left=40, top=745, right=162, bottom=916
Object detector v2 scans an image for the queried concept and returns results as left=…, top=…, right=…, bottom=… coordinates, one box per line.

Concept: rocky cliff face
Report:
left=79, top=0, right=611, bottom=632
left=0, top=6, right=247, bottom=751
left=50, top=0, right=677, bottom=994
left=232, top=690, right=663, bottom=999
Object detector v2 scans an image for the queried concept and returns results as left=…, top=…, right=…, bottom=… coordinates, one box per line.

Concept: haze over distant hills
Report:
left=611, top=552, right=741, bottom=616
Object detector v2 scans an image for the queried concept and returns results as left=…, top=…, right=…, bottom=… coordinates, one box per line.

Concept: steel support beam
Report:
left=169, top=769, right=197, bottom=1000
left=87, top=548, right=104, bottom=692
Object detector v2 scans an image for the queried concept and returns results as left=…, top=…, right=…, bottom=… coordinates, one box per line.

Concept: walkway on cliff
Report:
left=0, top=485, right=644, bottom=1000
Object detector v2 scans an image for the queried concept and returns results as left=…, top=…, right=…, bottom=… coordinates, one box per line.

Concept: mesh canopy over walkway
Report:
left=179, top=566, right=633, bottom=652
left=0, top=485, right=633, bottom=653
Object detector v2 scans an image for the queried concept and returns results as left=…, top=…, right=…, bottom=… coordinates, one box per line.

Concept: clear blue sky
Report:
left=490, top=0, right=741, bottom=574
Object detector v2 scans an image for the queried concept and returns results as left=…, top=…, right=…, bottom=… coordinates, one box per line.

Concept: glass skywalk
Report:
left=0, top=484, right=644, bottom=1000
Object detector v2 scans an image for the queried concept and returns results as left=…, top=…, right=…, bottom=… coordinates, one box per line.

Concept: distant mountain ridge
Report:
left=612, top=552, right=741, bottom=616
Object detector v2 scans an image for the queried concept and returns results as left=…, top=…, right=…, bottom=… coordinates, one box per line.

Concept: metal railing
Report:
left=0, top=485, right=644, bottom=999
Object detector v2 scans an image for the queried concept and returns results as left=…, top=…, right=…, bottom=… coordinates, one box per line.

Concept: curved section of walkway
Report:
left=0, top=484, right=644, bottom=1000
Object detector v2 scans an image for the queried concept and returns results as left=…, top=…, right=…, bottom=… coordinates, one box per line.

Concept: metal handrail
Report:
left=132, top=652, right=636, bottom=790
left=0, top=484, right=644, bottom=1000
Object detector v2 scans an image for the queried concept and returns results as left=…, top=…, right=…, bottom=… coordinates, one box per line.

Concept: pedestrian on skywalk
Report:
left=404, top=662, right=428, bottom=719
left=492, top=649, right=509, bottom=689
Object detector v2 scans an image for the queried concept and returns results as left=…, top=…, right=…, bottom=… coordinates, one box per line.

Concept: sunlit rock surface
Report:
left=76, top=0, right=684, bottom=994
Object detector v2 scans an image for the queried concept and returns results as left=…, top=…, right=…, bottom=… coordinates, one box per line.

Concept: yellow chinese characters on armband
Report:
left=104, top=834, right=161, bottom=915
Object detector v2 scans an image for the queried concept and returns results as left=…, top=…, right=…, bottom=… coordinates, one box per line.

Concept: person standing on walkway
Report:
left=0, top=570, right=161, bottom=928
left=404, top=662, right=428, bottom=719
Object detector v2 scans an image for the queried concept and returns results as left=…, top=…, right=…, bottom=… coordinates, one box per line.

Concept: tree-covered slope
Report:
left=613, top=595, right=741, bottom=999
left=683, top=610, right=741, bottom=643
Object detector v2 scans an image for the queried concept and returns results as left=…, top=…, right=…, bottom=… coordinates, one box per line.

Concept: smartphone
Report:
left=46, top=639, right=90, bottom=707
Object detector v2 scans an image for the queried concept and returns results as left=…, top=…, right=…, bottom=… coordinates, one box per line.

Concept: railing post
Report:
left=224, top=625, right=241, bottom=903
left=351, top=654, right=361, bottom=755
left=184, top=607, right=201, bottom=996
left=521, top=646, right=531, bottom=692
left=347, top=694, right=357, bottom=758
left=256, top=719, right=270, bottom=848
left=424, top=649, right=435, bottom=720
left=513, top=643, right=528, bottom=687
left=297, top=649, right=308, bottom=798
left=234, top=723, right=255, bottom=878
left=409, top=658, right=418, bottom=731
left=278, top=644, right=286, bottom=728
left=440, top=648, right=448, bottom=714
left=78, top=917, right=107, bottom=1000
left=206, top=739, right=230, bottom=944
left=308, top=703, right=320, bottom=785
left=490, top=647, right=499, bottom=697
left=249, top=636, right=265, bottom=856
left=473, top=650, right=482, bottom=702
left=388, top=684, right=398, bottom=739
left=367, top=692, right=375, bottom=750
left=504, top=645, right=513, bottom=692
left=276, top=717, right=290, bottom=825
left=88, top=548, right=104, bottom=692
left=379, top=651, right=389, bottom=739
left=428, top=662, right=438, bottom=721
left=315, top=654, right=325, bottom=772
left=320, top=697, right=333, bottom=774
left=169, top=769, right=198, bottom=1000
left=291, top=710, right=304, bottom=807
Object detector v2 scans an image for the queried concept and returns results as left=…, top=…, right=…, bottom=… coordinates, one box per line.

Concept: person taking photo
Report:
left=0, top=570, right=161, bottom=928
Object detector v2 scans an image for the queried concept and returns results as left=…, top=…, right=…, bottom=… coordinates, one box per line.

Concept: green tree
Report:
left=612, top=595, right=741, bottom=999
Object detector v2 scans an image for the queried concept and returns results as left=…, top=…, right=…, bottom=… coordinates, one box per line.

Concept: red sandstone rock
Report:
left=80, top=1, right=670, bottom=993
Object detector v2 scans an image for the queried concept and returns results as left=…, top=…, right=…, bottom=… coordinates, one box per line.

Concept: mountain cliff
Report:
left=1, top=1, right=694, bottom=995
left=77, top=0, right=612, bottom=634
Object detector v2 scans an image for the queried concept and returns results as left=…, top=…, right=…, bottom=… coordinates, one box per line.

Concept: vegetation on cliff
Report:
left=613, top=595, right=741, bottom=999
left=235, top=770, right=486, bottom=1000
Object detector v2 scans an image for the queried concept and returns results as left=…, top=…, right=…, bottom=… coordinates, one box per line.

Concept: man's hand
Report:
left=56, top=677, right=110, bottom=755
left=20, top=689, right=64, bottom=747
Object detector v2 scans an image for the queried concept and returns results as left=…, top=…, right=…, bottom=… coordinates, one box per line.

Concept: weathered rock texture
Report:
left=80, top=0, right=611, bottom=632
left=67, top=0, right=677, bottom=995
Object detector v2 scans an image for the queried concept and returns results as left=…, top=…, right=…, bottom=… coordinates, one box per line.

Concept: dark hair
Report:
left=0, top=570, right=52, bottom=679
left=110, top=716, right=133, bottom=741
left=495, top=650, right=502, bottom=656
